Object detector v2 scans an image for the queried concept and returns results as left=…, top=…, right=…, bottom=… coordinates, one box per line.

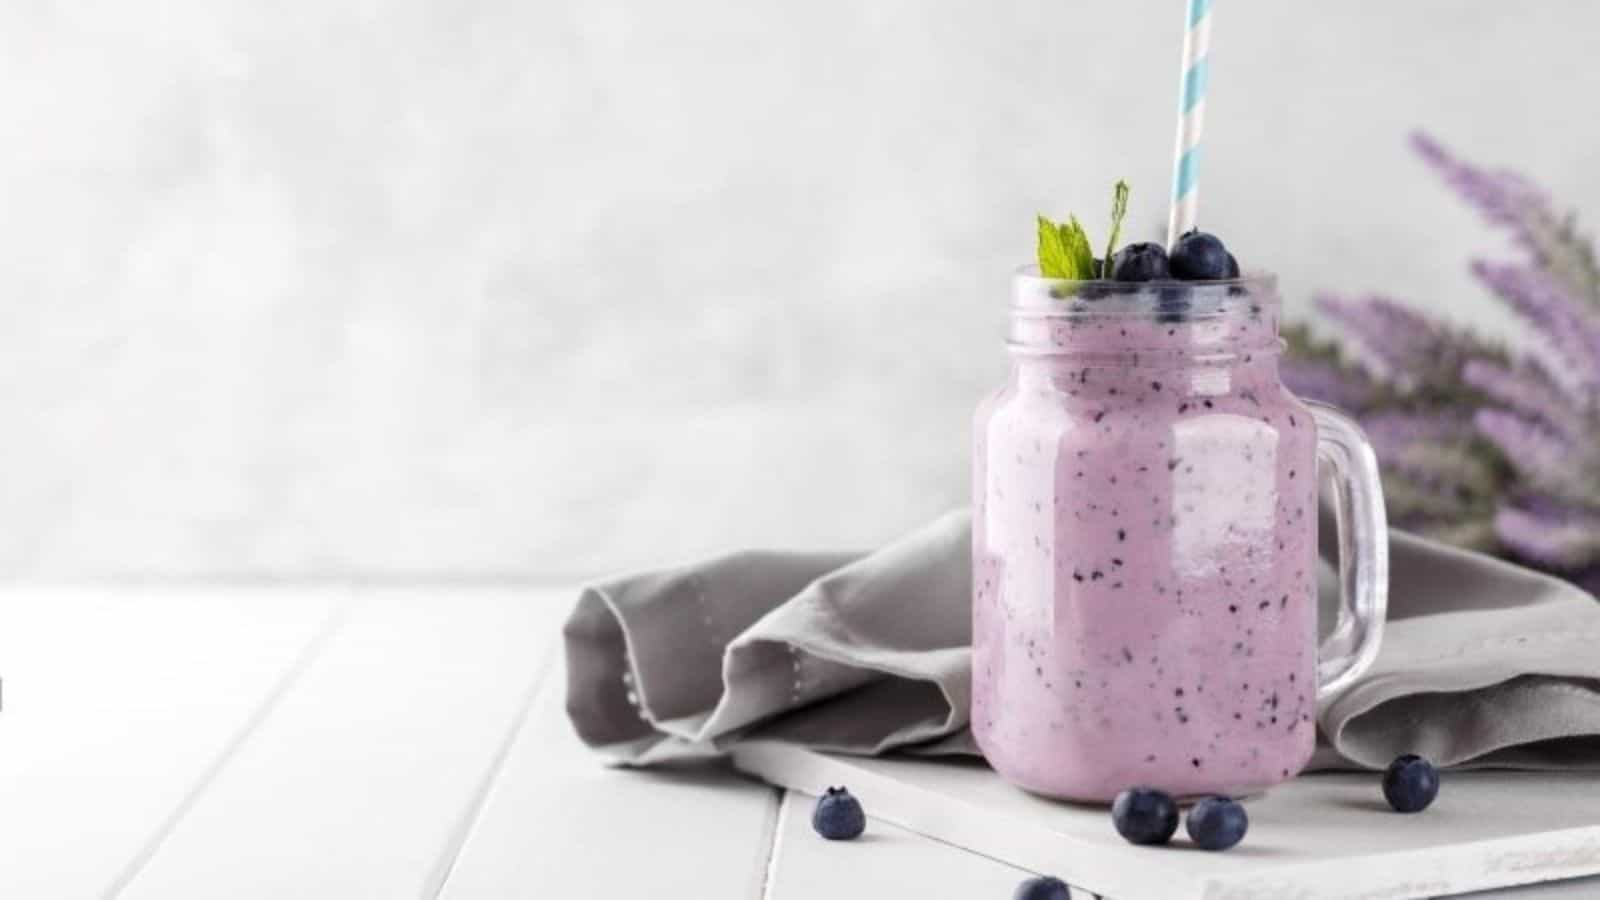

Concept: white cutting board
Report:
left=731, top=743, right=1600, bottom=900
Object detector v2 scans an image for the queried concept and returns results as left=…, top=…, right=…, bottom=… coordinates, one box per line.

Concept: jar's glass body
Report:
left=971, top=275, right=1320, bottom=802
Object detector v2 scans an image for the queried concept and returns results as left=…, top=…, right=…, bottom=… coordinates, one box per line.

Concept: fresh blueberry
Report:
left=1110, top=242, right=1171, bottom=282
left=1382, top=755, right=1440, bottom=813
left=1013, top=875, right=1071, bottom=900
left=1223, top=252, right=1246, bottom=295
left=1186, top=796, right=1248, bottom=851
left=1111, top=787, right=1180, bottom=845
left=812, top=786, right=867, bottom=840
left=1169, top=230, right=1233, bottom=281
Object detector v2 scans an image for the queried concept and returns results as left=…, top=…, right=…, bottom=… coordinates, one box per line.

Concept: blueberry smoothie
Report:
left=971, top=271, right=1322, bottom=803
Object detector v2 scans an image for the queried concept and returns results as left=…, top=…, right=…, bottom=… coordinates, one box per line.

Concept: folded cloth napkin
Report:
left=564, top=510, right=1600, bottom=770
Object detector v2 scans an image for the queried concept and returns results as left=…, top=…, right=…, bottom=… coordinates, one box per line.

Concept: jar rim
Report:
left=1011, top=265, right=1279, bottom=319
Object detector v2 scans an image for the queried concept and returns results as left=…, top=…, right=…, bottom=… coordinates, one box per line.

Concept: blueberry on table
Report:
left=1013, top=875, right=1071, bottom=900
left=1109, top=242, right=1171, bottom=282
left=1169, top=230, right=1233, bottom=281
left=1185, top=796, right=1248, bottom=851
left=1382, top=754, right=1440, bottom=813
left=1111, top=787, right=1180, bottom=845
left=812, top=786, right=867, bottom=840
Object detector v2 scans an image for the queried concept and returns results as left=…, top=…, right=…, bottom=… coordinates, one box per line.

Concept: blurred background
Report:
left=3, top=0, right=1597, bottom=582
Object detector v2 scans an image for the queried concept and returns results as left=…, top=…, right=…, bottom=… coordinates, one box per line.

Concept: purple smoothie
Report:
left=971, top=275, right=1320, bottom=803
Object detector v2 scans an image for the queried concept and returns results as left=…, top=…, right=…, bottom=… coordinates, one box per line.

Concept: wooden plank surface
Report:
left=10, top=586, right=1583, bottom=900
left=0, top=586, right=342, bottom=900
left=437, top=650, right=782, bottom=900
left=117, top=587, right=566, bottom=900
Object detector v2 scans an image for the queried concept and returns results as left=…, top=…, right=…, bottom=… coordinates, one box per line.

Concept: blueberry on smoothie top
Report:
left=1185, top=795, right=1249, bottom=851
left=1225, top=250, right=1241, bottom=278
left=1169, top=230, right=1233, bottom=281
left=1110, top=242, right=1171, bottom=282
left=1111, top=786, right=1180, bottom=845
left=1382, top=754, right=1440, bottom=813
left=1013, top=875, right=1071, bottom=900
left=812, top=786, right=867, bottom=840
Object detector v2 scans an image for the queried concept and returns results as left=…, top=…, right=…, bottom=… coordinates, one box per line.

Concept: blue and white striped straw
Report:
left=1167, top=0, right=1213, bottom=247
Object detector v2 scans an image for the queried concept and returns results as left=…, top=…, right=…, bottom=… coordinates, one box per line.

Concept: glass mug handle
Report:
left=1310, top=401, right=1389, bottom=700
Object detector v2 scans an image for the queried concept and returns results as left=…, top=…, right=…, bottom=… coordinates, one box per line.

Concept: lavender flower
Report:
left=1413, top=131, right=1600, bottom=305
left=1470, top=261, right=1600, bottom=393
left=1473, top=409, right=1579, bottom=496
left=1287, top=133, right=1600, bottom=594
left=1494, top=505, right=1600, bottom=571
left=1411, top=132, right=1548, bottom=249
left=1462, top=358, right=1578, bottom=439
left=1358, top=410, right=1479, bottom=460
left=1279, top=357, right=1374, bottom=412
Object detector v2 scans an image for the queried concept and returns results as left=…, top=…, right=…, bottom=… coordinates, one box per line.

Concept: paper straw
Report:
left=1167, top=0, right=1213, bottom=247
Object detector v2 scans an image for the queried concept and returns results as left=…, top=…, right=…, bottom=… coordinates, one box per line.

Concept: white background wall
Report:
left=3, top=1, right=1597, bottom=580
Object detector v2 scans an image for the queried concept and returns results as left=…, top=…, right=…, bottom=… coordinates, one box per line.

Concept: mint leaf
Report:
left=1062, top=216, right=1096, bottom=279
left=1037, top=214, right=1077, bottom=278
left=1102, top=180, right=1129, bottom=278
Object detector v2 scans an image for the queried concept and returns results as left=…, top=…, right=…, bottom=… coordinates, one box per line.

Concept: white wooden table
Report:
left=0, top=586, right=1590, bottom=899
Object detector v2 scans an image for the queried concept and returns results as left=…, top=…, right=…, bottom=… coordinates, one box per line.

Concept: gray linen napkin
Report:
left=564, top=510, right=1600, bottom=770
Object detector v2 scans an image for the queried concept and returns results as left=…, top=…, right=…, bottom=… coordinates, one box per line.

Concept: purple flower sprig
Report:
left=1284, top=133, right=1600, bottom=594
